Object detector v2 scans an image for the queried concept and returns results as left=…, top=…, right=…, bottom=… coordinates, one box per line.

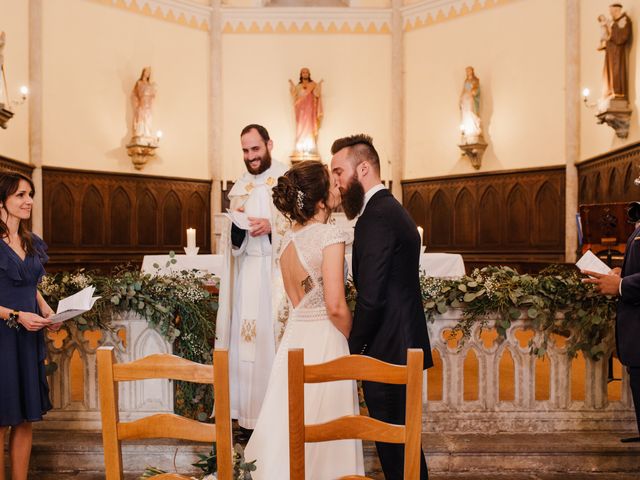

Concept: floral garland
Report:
left=40, top=260, right=218, bottom=419
left=347, top=265, right=617, bottom=360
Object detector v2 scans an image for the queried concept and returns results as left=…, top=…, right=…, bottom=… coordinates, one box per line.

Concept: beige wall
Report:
left=404, top=0, right=566, bottom=178
left=0, top=0, right=30, bottom=164
left=3, top=0, right=639, bottom=184
left=580, top=0, right=638, bottom=161
left=41, top=0, right=210, bottom=178
left=221, top=33, right=392, bottom=182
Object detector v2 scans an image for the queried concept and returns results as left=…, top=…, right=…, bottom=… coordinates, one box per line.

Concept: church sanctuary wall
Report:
left=403, top=0, right=565, bottom=178
left=220, top=29, right=393, bottom=182
left=40, top=0, right=210, bottom=179
left=0, top=0, right=31, bottom=163
left=580, top=0, right=639, bottom=160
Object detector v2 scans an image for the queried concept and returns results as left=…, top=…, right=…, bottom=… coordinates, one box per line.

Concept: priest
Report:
left=216, top=124, right=288, bottom=433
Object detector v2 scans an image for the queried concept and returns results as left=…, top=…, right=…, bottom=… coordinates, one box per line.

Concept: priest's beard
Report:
left=341, top=174, right=365, bottom=220
left=244, top=149, right=272, bottom=175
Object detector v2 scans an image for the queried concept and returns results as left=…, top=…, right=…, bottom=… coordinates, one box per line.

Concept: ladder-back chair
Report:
left=97, top=347, right=232, bottom=480
left=288, top=348, right=424, bottom=480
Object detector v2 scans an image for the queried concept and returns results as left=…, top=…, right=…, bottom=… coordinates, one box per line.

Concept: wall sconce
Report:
left=126, top=129, right=162, bottom=170
left=458, top=124, right=487, bottom=170
left=582, top=87, right=631, bottom=139
left=0, top=85, right=29, bottom=129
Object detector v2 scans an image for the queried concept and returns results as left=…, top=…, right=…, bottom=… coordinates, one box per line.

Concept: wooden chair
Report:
left=97, top=347, right=233, bottom=480
left=288, top=348, right=424, bottom=480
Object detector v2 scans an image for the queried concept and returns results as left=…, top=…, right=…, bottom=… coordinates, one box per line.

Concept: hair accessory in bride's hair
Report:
left=296, top=189, right=305, bottom=210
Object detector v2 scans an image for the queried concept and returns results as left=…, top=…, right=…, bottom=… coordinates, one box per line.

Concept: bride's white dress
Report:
left=244, top=223, right=364, bottom=479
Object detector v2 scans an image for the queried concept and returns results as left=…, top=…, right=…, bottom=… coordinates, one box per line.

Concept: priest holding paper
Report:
left=582, top=218, right=640, bottom=443
left=216, top=124, right=288, bottom=433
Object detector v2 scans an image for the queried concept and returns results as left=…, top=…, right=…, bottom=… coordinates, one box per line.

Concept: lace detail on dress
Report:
left=279, top=223, right=349, bottom=311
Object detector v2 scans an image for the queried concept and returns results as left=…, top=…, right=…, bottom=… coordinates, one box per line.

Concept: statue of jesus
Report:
left=288, top=67, right=323, bottom=159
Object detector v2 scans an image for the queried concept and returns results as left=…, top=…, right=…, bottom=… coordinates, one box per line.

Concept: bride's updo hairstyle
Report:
left=272, top=160, right=330, bottom=224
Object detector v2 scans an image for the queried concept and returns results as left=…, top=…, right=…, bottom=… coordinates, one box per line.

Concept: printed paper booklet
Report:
left=49, top=286, right=100, bottom=323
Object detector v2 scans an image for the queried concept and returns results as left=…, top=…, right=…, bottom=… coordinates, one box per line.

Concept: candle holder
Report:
left=184, top=246, right=199, bottom=256
left=420, top=245, right=426, bottom=254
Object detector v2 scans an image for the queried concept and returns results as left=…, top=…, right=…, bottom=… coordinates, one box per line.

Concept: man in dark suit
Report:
left=331, top=134, right=433, bottom=479
left=583, top=219, right=640, bottom=443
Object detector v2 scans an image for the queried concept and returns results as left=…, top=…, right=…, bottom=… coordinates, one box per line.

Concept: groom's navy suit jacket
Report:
left=617, top=224, right=640, bottom=368
left=350, top=189, right=433, bottom=370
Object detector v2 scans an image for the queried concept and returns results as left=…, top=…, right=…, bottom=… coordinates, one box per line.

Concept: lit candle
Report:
left=417, top=226, right=424, bottom=246
left=186, top=228, right=196, bottom=249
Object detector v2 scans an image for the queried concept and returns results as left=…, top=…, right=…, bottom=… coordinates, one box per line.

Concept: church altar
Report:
left=345, top=252, right=466, bottom=278
left=141, top=254, right=225, bottom=277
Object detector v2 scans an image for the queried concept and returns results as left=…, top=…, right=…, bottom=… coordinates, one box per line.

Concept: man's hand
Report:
left=581, top=269, right=622, bottom=296
left=248, top=217, right=271, bottom=237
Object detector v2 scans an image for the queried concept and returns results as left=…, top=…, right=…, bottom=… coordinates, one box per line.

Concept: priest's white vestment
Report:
left=216, top=160, right=288, bottom=428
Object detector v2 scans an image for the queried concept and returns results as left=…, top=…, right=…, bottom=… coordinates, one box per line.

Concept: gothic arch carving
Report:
left=81, top=186, right=105, bottom=245
left=454, top=188, right=475, bottom=247
left=110, top=187, right=132, bottom=245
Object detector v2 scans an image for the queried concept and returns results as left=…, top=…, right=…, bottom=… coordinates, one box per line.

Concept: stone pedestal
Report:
left=126, top=136, right=159, bottom=170
left=289, top=150, right=320, bottom=164
left=458, top=136, right=487, bottom=170
left=0, top=105, right=14, bottom=129
left=597, top=98, right=632, bottom=139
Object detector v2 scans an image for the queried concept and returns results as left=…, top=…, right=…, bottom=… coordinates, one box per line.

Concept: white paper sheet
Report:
left=49, top=286, right=100, bottom=323
left=224, top=209, right=251, bottom=230
left=576, top=250, right=612, bottom=276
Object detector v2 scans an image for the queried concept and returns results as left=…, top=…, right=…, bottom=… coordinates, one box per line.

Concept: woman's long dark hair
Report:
left=0, top=172, right=35, bottom=256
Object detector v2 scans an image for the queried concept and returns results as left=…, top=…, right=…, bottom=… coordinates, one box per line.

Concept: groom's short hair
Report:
left=331, top=134, right=380, bottom=173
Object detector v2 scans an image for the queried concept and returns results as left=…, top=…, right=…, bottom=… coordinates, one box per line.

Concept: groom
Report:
left=331, top=134, right=433, bottom=480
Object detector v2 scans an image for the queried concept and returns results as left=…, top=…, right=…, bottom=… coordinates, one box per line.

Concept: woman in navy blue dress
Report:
left=0, top=173, right=58, bottom=480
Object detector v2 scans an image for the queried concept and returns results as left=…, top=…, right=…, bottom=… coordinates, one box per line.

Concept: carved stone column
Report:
left=210, top=0, right=223, bottom=252
left=564, top=0, right=580, bottom=262
left=390, top=0, right=404, bottom=200
left=29, top=0, right=44, bottom=235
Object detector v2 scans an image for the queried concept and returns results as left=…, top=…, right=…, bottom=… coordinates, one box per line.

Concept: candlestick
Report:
left=186, top=228, right=196, bottom=249
left=417, top=226, right=424, bottom=246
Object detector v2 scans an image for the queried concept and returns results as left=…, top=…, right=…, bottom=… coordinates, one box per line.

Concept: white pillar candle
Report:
left=417, top=226, right=424, bottom=246
left=186, top=228, right=196, bottom=249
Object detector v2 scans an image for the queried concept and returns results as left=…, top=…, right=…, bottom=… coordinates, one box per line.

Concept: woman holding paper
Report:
left=0, top=173, right=57, bottom=480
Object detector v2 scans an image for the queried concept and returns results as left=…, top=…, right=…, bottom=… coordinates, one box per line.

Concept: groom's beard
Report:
left=340, top=175, right=365, bottom=220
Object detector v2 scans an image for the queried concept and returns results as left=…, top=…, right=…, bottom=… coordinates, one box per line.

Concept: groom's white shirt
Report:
left=358, top=183, right=386, bottom=217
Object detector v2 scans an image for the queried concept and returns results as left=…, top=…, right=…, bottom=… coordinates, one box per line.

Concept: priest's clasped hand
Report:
left=581, top=267, right=622, bottom=296
left=248, top=217, right=271, bottom=237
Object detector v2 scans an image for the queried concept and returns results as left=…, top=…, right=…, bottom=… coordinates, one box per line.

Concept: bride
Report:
left=244, top=161, right=364, bottom=479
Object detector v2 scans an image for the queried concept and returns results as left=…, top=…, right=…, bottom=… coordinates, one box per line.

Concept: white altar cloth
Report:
left=141, top=254, right=225, bottom=277
left=345, top=252, right=465, bottom=279
left=419, top=253, right=466, bottom=278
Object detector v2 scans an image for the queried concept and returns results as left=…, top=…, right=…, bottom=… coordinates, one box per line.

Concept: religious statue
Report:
left=131, top=66, right=157, bottom=143
left=600, top=3, right=632, bottom=105
left=288, top=67, right=323, bottom=161
left=459, top=66, right=483, bottom=144
left=127, top=66, right=158, bottom=169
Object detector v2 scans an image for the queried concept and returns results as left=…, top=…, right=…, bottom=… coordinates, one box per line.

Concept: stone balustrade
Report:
left=38, top=309, right=635, bottom=434
left=425, top=309, right=635, bottom=433
left=39, top=312, right=173, bottom=431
